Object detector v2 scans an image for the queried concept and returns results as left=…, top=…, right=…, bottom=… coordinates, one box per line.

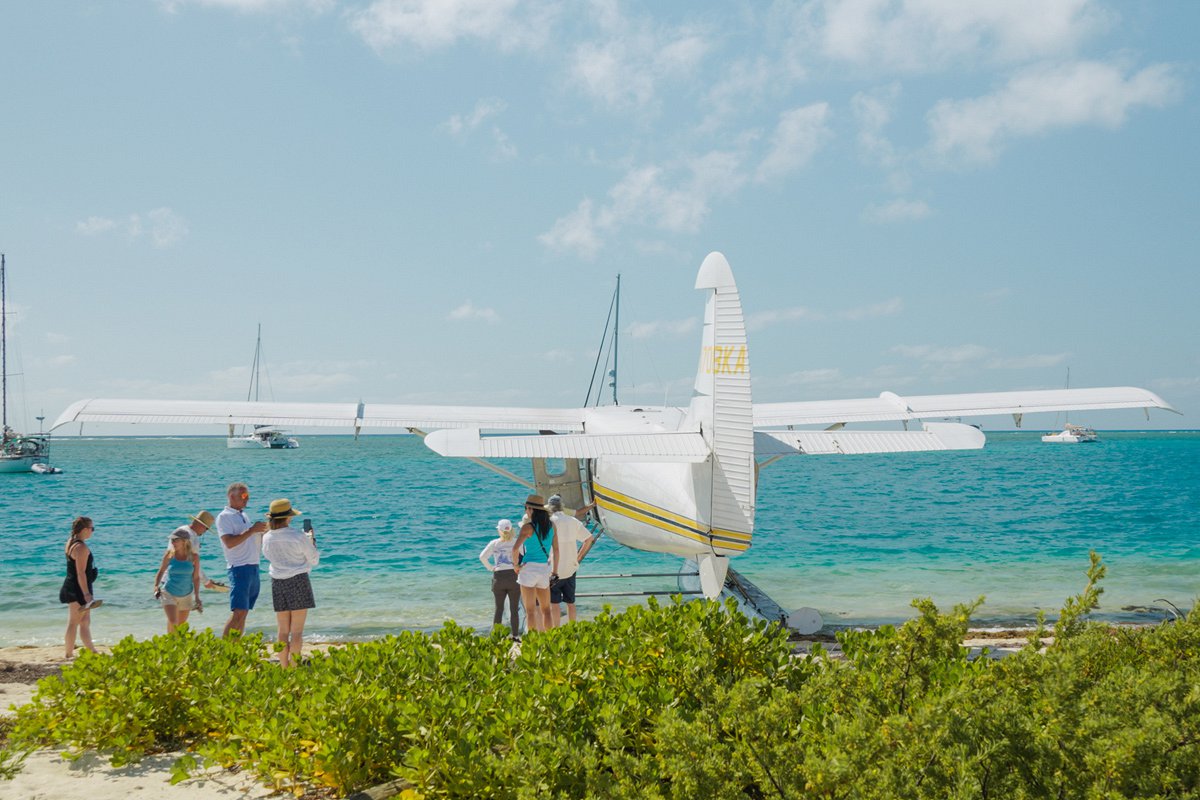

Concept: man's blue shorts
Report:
left=228, top=564, right=261, bottom=611
left=550, top=573, right=577, bottom=604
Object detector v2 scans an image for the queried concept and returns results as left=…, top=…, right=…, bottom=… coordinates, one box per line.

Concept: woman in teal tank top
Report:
left=154, top=531, right=202, bottom=633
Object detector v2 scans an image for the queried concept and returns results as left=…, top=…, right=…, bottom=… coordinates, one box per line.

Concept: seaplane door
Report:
left=531, top=457, right=590, bottom=510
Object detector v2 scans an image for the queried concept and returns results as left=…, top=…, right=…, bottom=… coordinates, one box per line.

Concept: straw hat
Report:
left=190, top=510, right=215, bottom=530
left=524, top=494, right=546, bottom=511
left=268, top=498, right=302, bottom=518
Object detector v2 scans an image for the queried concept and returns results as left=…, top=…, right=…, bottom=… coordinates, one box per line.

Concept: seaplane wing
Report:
left=755, top=421, right=985, bottom=456
left=426, top=428, right=710, bottom=463
left=753, top=387, right=1177, bottom=428
left=51, top=398, right=586, bottom=432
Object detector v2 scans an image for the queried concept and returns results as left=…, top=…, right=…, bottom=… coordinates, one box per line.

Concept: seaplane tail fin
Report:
left=687, top=252, right=755, bottom=545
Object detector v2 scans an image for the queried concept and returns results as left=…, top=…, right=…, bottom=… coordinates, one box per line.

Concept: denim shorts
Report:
left=228, top=564, right=261, bottom=611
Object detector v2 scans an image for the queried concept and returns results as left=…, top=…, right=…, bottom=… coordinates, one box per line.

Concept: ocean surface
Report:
left=1, top=432, right=1197, bottom=646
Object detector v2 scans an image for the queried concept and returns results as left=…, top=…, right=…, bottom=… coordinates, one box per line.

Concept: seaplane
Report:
left=51, top=253, right=1176, bottom=631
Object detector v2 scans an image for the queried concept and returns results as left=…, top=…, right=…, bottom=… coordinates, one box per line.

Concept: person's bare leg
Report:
left=224, top=609, right=249, bottom=637
left=78, top=608, right=96, bottom=653
left=275, top=611, right=292, bottom=667
left=551, top=602, right=562, bottom=628
left=567, top=603, right=578, bottom=623
left=175, top=607, right=191, bottom=630
left=164, top=603, right=180, bottom=634
left=519, top=586, right=540, bottom=633
left=289, top=610, right=308, bottom=667
left=536, top=587, right=555, bottom=630
left=64, top=604, right=81, bottom=658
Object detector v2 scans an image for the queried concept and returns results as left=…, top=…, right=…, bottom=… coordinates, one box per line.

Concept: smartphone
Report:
left=302, top=518, right=313, bottom=533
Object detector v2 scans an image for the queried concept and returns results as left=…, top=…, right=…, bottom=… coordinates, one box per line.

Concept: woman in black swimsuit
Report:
left=60, top=516, right=100, bottom=658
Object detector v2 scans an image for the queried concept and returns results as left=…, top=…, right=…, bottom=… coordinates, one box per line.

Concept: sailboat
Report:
left=226, top=324, right=299, bottom=449
left=1, top=254, right=59, bottom=473
left=1042, top=368, right=1098, bottom=444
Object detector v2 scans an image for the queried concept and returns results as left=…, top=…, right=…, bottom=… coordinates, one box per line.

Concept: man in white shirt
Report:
left=216, top=482, right=267, bottom=637
left=547, top=494, right=596, bottom=625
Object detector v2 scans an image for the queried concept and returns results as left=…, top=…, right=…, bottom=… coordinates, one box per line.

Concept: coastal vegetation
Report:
left=4, top=553, right=1200, bottom=798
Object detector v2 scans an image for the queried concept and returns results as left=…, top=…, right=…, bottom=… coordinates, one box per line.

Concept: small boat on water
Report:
left=1041, top=423, right=1099, bottom=444
left=227, top=324, right=300, bottom=450
left=1, top=254, right=59, bottom=474
left=1041, top=368, right=1098, bottom=444
left=227, top=425, right=300, bottom=449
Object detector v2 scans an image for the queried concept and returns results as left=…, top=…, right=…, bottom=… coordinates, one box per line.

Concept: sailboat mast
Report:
left=247, top=323, right=262, bottom=403
left=612, top=274, right=620, bottom=406
left=2, top=253, right=7, bottom=430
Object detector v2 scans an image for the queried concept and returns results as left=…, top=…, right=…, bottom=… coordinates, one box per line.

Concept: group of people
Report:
left=59, top=482, right=320, bottom=667
left=479, top=493, right=596, bottom=638
left=57, top=486, right=597, bottom=660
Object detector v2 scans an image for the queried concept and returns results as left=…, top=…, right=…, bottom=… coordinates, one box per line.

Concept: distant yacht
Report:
left=227, top=325, right=300, bottom=450
left=1042, top=368, right=1097, bottom=444
left=1, top=254, right=58, bottom=474
left=1042, top=423, right=1099, bottom=444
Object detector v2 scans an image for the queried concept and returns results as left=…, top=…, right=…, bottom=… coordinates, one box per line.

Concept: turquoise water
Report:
left=1, top=432, right=1197, bottom=645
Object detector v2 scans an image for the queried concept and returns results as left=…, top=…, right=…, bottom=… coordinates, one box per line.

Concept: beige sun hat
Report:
left=190, top=510, right=216, bottom=530
left=267, top=498, right=302, bottom=518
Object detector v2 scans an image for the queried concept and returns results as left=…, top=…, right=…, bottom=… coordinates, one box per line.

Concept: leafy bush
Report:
left=6, top=554, right=1200, bottom=798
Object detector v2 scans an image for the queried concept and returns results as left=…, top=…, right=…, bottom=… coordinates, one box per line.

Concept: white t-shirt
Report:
left=550, top=511, right=591, bottom=579
left=216, top=506, right=261, bottom=568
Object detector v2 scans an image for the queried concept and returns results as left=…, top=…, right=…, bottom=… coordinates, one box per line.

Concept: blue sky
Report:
left=1, top=0, right=1196, bottom=433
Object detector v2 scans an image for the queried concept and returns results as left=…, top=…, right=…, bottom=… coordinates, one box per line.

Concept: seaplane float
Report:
left=51, top=253, right=1177, bottom=631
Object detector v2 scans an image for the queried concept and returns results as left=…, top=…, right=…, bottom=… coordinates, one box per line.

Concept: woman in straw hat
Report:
left=261, top=499, right=319, bottom=668
left=513, top=494, right=559, bottom=633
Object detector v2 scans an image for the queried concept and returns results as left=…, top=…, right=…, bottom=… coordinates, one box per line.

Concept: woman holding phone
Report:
left=261, top=499, right=319, bottom=668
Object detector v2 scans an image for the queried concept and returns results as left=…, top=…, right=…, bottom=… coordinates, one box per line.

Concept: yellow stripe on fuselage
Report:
left=593, top=482, right=751, bottom=553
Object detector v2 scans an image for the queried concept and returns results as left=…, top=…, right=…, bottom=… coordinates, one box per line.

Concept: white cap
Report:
left=496, top=518, right=513, bottom=532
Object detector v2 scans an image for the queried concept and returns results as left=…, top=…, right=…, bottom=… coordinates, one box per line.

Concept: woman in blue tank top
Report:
left=154, top=530, right=202, bottom=633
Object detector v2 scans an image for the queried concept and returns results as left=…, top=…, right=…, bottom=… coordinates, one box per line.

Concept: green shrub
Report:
left=7, top=555, right=1200, bottom=798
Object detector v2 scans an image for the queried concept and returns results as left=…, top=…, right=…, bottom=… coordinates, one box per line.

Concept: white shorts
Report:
left=517, top=562, right=551, bottom=589
left=160, top=592, right=196, bottom=611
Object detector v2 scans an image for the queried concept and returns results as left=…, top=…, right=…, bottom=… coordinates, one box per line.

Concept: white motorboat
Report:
left=227, top=325, right=301, bottom=450
left=227, top=425, right=300, bottom=449
left=1, top=254, right=57, bottom=474
left=1042, top=423, right=1099, bottom=444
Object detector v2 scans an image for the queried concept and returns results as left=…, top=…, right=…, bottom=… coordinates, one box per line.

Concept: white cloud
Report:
left=862, top=199, right=930, bottom=223
left=542, top=349, right=575, bottom=364
left=77, top=208, right=189, bottom=248
left=442, top=98, right=506, bottom=139
left=48, top=355, right=77, bottom=367
left=76, top=216, right=117, bottom=235
left=157, top=0, right=333, bottom=12
left=756, top=103, right=832, bottom=182
left=350, top=0, right=554, bottom=52
left=746, top=306, right=819, bottom=331
left=748, top=297, right=901, bottom=330
left=988, top=352, right=1070, bottom=369
left=447, top=301, right=500, bottom=323
left=840, top=297, right=903, bottom=320
left=540, top=150, right=744, bottom=258
left=628, top=318, right=697, bottom=339
left=928, top=60, right=1182, bottom=164
left=793, top=0, right=1110, bottom=73
left=46, top=332, right=70, bottom=345
left=570, top=17, right=709, bottom=110
left=892, top=343, right=992, bottom=365
left=146, top=207, right=190, bottom=248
